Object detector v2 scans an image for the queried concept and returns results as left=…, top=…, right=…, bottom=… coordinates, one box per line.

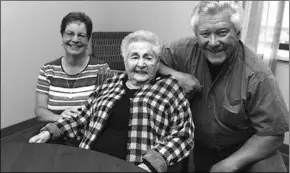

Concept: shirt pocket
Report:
left=220, top=97, right=250, bottom=130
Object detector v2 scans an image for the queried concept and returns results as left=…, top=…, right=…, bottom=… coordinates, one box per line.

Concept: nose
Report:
left=137, top=58, right=146, bottom=68
left=208, top=34, right=220, bottom=48
left=71, top=34, right=80, bottom=42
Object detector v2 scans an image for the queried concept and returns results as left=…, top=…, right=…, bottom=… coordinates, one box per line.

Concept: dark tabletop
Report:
left=1, top=140, right=145, bottom=172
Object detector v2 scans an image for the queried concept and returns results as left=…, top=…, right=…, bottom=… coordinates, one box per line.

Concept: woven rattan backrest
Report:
left=92, top=32, right=131, bottom=70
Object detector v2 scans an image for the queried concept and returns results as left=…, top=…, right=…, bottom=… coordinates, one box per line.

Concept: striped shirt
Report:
left=36, top=56, right=110, bottom=115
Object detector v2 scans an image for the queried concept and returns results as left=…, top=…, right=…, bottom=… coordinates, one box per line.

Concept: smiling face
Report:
left=196, top=9, right=240, bottom=65
left=62, top=21, right=89, bottom=57
left=124, top=41, right=160, bottom=87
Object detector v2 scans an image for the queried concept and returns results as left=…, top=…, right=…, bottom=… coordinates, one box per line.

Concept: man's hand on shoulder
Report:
left=172, top=72, right=202, bottom=99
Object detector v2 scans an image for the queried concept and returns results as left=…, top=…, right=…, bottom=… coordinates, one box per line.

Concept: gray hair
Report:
left=121, top=30, right=161, bottom=59
left=190, top=1, right=244, bottom=37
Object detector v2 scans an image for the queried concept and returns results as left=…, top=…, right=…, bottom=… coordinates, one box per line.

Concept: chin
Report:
left=206, top=55, right=227, bottom=65
left=133, top=76, right=149, bottom=83
left=67, top=51, right=84, bottom=56
left=134, top=79, right=149, bottom=83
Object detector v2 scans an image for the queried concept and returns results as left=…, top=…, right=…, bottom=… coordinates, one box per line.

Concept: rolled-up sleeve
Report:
left=247, top=74, right=289, bottom=136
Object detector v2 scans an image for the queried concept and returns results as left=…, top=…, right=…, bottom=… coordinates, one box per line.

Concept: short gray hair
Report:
left=121, top=30, right=161, bottom=59
left=190, top=1, right=244, bottom=37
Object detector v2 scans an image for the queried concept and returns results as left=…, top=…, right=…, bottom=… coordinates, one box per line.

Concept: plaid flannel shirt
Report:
left=43, top=72, right=194, bottom=172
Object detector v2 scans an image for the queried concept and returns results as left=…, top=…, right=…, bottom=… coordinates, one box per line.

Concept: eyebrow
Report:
left=130, top=52, right=153, bottom=57
left=65, top=30, right=87, bottom=34
left=199, top=27, right=230, bottom=32
left=130, top=52, right=139, bottom=56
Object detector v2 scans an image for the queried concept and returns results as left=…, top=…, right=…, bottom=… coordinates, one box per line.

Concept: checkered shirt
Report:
left=45, top=72, right=194, bottom=166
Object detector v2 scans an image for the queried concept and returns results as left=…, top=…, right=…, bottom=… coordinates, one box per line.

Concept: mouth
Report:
left=135, top=71, right=147, bottom=74
left=208, top=49, right=223, bottom=54
left=68, top=44, right=82, bottom=49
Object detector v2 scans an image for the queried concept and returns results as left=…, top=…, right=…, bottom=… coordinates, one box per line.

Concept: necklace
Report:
left=66, top=72, right=82, bottom=99
left=64, top=56, right=89, bottom=99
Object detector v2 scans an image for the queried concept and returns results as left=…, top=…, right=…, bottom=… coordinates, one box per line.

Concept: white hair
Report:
left=190, top=1, right=244, bottom=37
left=121, top=30, right=161, bottom=59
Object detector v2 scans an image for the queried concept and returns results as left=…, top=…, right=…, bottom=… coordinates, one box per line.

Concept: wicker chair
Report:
left=91, top=32, right=131, bottom=71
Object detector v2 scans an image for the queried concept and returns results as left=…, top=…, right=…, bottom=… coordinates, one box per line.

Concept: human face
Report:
left=62, top=21, right=89, bottom=56
left=124, top=41, right=160, bottom=87
left=196, top=10, right=240, bottom=65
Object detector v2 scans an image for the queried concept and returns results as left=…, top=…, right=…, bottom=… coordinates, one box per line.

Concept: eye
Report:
left=200, top=32, right=210, bottom=38
left=131, top=56, right=139, bottom=59
left=78, top=34, right=87, bottom=38
left=65, top=32, right=74, bottom=37
left=218, top=30, right=228, bottom=36
left=145, top=56, right=153, bottom=61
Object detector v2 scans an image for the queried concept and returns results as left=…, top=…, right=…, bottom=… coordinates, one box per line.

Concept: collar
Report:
left=121, top=73, right=171, bottom=87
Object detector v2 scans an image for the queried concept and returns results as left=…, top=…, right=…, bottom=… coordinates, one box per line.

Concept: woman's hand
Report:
left=28, top=131, right=51, bottom=143
left=60, top=108, right=80, bottom=119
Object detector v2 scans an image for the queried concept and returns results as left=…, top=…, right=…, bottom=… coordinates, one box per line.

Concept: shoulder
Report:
left=166, top=36, right=198, bottom=49
left=87, top=56, right=110, bottom=70
left=40, top=57, right=62, bottom=72
left=155, top=74, right=185, bottom=95
left=89, top=56, right=108, bottom=65
left=240, top=42, right=274, bottom=82
left=163, top=36, right=199, bottom=59
left=102, top=71, right=126, bottom=86
left=42, top=57, right=62, bottom=66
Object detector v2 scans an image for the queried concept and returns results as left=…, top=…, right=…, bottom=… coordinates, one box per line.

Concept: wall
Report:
left=1, top=1, right=197, bottom=128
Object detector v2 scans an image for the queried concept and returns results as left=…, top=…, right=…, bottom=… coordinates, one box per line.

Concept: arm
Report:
left=211, top=74, right=289, bottom=172
left=210, top=134, right=284, bottom=172
left=159, top=44, right=202, bottom=97
left=142, top=88, right=195, bottom=172
left=39, top=90, right=98, bottom=140
left=35, top=93, right=62, bottom=122
left=159, top=63, right=202, bottom=94
left=35, top=65, right=63, bottom=122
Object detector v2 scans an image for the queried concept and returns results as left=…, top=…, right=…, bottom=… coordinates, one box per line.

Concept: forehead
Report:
left=127, top=41, right=154, bottom=54
left=197, top=9, right=234, bottom=31
left=65, top=21, right=87, bottom=33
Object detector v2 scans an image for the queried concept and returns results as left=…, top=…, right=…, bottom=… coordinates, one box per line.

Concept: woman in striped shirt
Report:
left=35, top=12, right=110, bottom=145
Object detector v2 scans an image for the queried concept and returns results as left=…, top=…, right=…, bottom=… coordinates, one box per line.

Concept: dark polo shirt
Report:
left=161, top=36, right=289, bottom=150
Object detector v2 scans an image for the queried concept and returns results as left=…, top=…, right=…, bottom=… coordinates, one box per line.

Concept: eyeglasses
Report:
left=63, top=31, right=88, bottom=41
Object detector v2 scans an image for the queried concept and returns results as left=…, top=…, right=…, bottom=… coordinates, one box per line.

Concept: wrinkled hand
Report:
left=174, top=72, right=202, bottom=99
left=28, top=131, right=51, bottom=143
left=210, top=160, right=239, bottom=172
left=138, top=163, right=151, bottom=172
left=60, top=108, right=80, bottom=119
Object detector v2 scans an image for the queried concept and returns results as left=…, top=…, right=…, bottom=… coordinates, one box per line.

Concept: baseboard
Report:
left=0, top=117, right=40, bottom=138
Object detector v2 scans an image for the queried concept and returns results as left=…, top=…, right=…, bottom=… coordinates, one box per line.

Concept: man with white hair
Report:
left=159, top=1, right=289, bottom=172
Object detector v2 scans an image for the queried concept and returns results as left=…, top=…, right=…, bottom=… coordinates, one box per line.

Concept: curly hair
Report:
left=121, top=30, right=161, bottom=59
left=190, top=1, right=244, bottom=37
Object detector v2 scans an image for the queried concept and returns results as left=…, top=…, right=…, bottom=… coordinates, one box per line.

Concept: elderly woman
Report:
left=29, top=30, right=194, bottom=172
left=35, top=12, right=109, bottom=124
